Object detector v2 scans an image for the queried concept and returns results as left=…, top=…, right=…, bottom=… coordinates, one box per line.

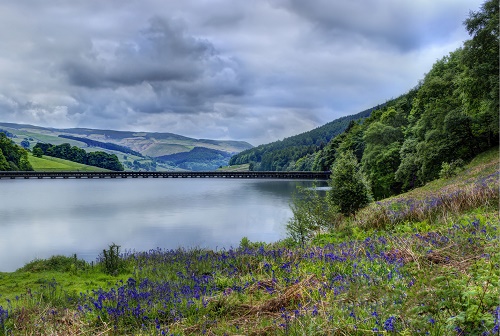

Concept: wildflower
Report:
left=383, top=316, right=396, bottom=332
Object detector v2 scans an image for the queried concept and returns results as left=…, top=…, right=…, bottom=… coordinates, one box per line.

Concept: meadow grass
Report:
left=28, top=154, right=110, bottom=172
left=0, top=148, right=498, bottom=335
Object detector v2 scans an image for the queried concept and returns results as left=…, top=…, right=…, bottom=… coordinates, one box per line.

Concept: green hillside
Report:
left=228, top=104, right=381, bottom=171
left=28, top=154, right=110, bottom=172
left=157, top=147, right=233, bottom=171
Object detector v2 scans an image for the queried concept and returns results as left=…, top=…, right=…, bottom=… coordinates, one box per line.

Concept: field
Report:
left=28, top=154, right=110, bottom=172
left=217, top=163, right=250, bottom=172
left=0, top=148, right=498, bottom=335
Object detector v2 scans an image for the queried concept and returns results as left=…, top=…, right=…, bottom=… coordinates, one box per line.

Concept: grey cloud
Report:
left=274, top=0, right=471, bottom=52
left=61, top=16, right=247, bottom=116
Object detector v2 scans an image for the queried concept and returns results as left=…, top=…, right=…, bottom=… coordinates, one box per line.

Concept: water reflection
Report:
left=0, top=179, right=327, bottom=271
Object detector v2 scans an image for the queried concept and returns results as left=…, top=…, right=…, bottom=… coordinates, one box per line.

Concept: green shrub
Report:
left=99, top=243, right=125, bottom=275
left=328, top=150, right=372, bottom=216
left=439, top=159, right=465, bottom=179
left=19, top=255, right=87, bottom=273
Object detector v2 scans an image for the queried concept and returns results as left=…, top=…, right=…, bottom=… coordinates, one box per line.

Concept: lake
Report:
left=0, top=178, right=327, bottom=272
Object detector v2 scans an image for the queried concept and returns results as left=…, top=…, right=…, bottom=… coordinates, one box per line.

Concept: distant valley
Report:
left=0, top=122, right=253, bottom=171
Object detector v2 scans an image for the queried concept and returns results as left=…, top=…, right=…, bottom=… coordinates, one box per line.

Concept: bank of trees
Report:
left=311, top=0, right=498, bottom=200
left=33, top=142, right=124, bottom=171
left=0, top=133, right=33, bottom=171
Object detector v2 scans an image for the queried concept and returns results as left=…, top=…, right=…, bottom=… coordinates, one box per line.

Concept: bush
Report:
left=19, top=255, right=87, bottom=273
left=439, top=159, right=465, bottom=179
left=287, top=186, right=340, bottom=246
left=99, top=243, right=125, bottom=275
left=328, top=150, right=372, bottom=216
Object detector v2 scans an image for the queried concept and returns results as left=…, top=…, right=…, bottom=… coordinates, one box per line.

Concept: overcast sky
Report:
left=0, top=0, right=482, bottom=145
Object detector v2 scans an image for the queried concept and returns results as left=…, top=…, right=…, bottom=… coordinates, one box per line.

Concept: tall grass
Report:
left=354, top=173, right=499, bottom=230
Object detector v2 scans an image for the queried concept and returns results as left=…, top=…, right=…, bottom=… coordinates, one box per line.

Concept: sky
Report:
left=0, top=0, right=483, bottom=146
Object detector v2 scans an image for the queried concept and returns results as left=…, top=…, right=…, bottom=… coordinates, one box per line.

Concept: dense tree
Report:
left=328, top=151, right=372, bottom=216
left=0, top=149, right=9, bottom=170
left=0, top=133, right=33, bottom=171
left=459, top=0, right=499, bottom=148
left=33, top=142, right=124, bottom=171
left=32, top=147, right=43, bottom=158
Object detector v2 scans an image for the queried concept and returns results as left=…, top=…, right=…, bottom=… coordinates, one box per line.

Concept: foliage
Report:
left=328, top=150, right=372, bottom=216
left=33, top=142, right=124, bottom=171
left=0, top=133, right=33, bottom=171
left=439, top=159, right=465, bottom=179
left=98, top=243, right=126, bottom=276
left=19, top=255, right=88, bottom=273
left=32, top=146, right=43, bottom=158
left=20, top=139, right=30, bottom=149
left=286, top=186, right=340, bottom=246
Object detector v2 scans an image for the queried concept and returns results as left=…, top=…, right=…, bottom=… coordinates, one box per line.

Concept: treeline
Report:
left=0, top=129, right=16, bottom=138
left=34, top=142, right=124, bottom=171
left=229, top=106, right=380, bottom=171
left=310, top=0, right=498, bottom=200
left=58, top=135, right=143, bottom=157
left=0, top=133, right=33, bottom=171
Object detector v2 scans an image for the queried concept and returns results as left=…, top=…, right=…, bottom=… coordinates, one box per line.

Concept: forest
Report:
left=231, top=0, right=498, bottom=202
left=33, top=142, right=124, bottom=171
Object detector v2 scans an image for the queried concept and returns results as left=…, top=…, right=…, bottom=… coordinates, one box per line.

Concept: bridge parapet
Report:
left=0, top=171, right=331, bottom=180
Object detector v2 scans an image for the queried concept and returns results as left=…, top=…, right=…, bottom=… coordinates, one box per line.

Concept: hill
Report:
left=156, top=147, right=233, bottom=171
left=228, top=104, right=382, bottom=171
left=0, top=123, right=253, bottom=171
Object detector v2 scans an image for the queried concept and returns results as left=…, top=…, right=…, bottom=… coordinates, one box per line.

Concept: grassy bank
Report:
left=0, top=149, right=498, bottom=335
left=28, top=154, right=110, bottom=172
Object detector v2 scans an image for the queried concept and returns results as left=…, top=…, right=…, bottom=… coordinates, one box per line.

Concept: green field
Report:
left=28, top=154, right=110, bottom=172
left=217, top=163, right=250, bottom=171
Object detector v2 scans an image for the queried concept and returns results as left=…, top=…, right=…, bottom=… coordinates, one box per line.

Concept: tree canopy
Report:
left=0, top=133, right=33, bottom=171
left=33, top=142, right=124, bottom=171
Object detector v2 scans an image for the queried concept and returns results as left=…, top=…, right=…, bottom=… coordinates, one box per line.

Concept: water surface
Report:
left=0, top=178, right=326, bottom=271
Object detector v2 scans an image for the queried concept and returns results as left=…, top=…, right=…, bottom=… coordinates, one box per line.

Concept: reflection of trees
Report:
left=249, top=180, right=328, bottom=198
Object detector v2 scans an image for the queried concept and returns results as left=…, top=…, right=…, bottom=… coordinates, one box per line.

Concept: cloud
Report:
left=62, top=17, right=247, bottom=116
left=0, top=0, right=483, bottom=145
left=272, top=0, right=474, bottom=52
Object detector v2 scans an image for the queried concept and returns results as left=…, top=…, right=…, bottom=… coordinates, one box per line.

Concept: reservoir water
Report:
left=0, top=178, right=327, bottom=272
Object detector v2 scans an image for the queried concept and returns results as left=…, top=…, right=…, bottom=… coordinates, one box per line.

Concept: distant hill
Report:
left=0, top=123, right=253, bottom=171
left=228, top=105, right=382, bottom=171
left=157, top=147, right=233, bottom=171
